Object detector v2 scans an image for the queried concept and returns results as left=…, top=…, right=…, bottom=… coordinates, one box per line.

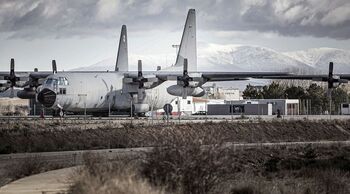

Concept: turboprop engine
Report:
left=166, top=58, right=205, bottom=99
left=167, top=85, right=205, bottom=97
left=17, top=87, right=36, bottom=99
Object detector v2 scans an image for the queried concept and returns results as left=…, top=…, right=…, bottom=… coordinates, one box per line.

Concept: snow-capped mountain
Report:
left=72, top=58, right=116, bottom=71
left=71, top=45, right=349, bottom=76
left=203, top=45, right=314, bottom=74
left=284, top=48, right=350, bottom=73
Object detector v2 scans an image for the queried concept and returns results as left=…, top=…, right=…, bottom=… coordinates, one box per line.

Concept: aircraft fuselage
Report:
left=38, top=72, right=177, bottom=113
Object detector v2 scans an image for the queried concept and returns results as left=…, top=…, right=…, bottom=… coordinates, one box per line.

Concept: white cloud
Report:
left=96, top=0, right=120, bottom=21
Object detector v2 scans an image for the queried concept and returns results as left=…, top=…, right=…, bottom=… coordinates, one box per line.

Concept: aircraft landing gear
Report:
left=59, top=109, right=64, bottom=118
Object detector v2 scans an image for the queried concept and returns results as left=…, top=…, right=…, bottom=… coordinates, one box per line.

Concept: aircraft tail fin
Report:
left=115, top=25, right=128, bottom=71
left=174, top=9, right=197, bottom=72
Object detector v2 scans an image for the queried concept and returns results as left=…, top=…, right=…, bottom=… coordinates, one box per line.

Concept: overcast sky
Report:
left=1, top=0, right=350, bottom=71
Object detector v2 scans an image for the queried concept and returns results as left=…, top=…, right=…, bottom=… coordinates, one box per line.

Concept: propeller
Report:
left=136, top=60, right=146, bottom=100
left=326, top=62, right=348, bottom=97
left=52, top=60, right=57, bottom=74
left=176, top=58, right=202, bottom=99
left=123, top=60, right=158, bottom=101
left=5, top=58, right=20, bottom=98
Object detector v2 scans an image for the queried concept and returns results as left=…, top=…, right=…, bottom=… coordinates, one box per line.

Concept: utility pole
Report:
left=329, top=95, right=332, bottom=120
left=130, top=99, right=133, bottom=125
left=177, top=97, right=181, bottom=124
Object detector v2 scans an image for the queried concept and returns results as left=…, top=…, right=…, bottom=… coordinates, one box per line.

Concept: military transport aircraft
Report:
left=1, top=9, right=350, bottom=116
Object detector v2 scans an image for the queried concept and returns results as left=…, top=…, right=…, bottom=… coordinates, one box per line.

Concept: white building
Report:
left=154, top=96, right=194, bottom=116
left=203, top=84, right=241, bottom=100
left=192, top=98, right=225, bottom=113
left=341, top=103, right=350, bottom=115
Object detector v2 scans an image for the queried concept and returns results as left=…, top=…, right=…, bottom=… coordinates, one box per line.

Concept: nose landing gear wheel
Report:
left=59, top=109, right=64, bottom=118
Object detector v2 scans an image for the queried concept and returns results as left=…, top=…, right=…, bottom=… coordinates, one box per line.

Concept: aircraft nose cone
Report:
left=37, top=88, right=56, bottom=107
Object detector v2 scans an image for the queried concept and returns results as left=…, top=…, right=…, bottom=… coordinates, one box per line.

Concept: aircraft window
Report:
left=45, top=78, right=58, bottom=85
left=58, top=77, right=69, bottom=85
left=59, top=88, right=66, bottom=95
left=45, top=78, right=53, bottom=84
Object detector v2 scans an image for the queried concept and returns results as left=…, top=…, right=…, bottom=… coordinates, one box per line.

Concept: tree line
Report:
left=243, top=82, right=350, bottom=114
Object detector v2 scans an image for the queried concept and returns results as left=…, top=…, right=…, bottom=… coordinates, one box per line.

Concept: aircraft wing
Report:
left=261, top=74, right=350, bottom=81
left=200, top=72, right=293, bottom=81
left=126, top=71, right=350, bottom=83
left=124, top=71, right=291, bottom=82
left=141, top=71, right=291, bottom=81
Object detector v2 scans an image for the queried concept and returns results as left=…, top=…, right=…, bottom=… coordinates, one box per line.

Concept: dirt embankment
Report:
left=1, top=120, right=350, bottom=154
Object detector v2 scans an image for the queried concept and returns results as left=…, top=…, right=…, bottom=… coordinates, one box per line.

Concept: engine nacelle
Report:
left=167, top=85, right=205, bottom=97
left=17, top=88, right=36, bottom=99
left=333, top=82, right=340, bottom=88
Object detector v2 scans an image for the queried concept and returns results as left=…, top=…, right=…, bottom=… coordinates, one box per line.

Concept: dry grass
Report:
left=66, top=129, right=350, bottom=194
left=1, top=120, right=350, bottom=154
left=68, top=153, right=166, bottom=194
left=2, top=120, right=350, bottom=193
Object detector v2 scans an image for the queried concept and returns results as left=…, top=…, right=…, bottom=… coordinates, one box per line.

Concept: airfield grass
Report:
left=1, top=120, right=350, bottom=193
left=0, top=120, right=350, bottom=154
left=68, top=134, right=350, bottom=194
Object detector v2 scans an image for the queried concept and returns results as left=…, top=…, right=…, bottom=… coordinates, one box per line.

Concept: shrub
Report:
left=141, top=131, right=235, bottom=194
left=68, top=153, right=165, bottom=194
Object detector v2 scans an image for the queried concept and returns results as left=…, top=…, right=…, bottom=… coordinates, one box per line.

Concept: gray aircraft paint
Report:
left=45, top=72, right=177, bottom=112
left=174, top=9, right=197, bottom=72
left=38, top=10, right=197, bottom=113
left=115, top=25, right=128, bottom=72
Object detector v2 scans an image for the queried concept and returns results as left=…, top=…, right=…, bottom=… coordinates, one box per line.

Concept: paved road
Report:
left=1, top=140, right=350, bottom=193
left=0, top=167, right=76, bottom=194
left=1, top=140, right=350, bottom=169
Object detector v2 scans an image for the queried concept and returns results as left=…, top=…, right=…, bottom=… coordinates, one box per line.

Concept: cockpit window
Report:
left=45, top=78, right=58, bottom=85
left=58, top=77, right=69, bottom=86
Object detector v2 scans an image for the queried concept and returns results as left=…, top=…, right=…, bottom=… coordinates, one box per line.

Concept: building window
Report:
left=187, top=100, right=191, bottom=104
left=343, top=104, right=349, bottom=108
left=175, top=101, right=178, bottom=105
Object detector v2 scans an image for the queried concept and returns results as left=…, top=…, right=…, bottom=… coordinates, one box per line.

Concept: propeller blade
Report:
left=138, top=60, right=142, bottom=78
left=327, top=62, right=334, bottom=89
left=10, top=87, right=14, bottom=98
left=328, top=62, right=333, bottom=78
left=10, top=58, right=15, bottom=77
left=137, top=88, right=144, bottom=100
left=182, top=87, right=187, bottom=99
left=52, top=60, right=57, bottom=74
left=183, top=58, right=188, bottom=76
